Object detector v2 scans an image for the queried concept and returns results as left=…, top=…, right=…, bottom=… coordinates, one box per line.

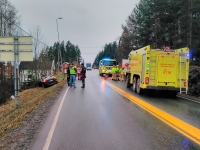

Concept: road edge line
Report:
left=42, top=87, right=70, bottom=150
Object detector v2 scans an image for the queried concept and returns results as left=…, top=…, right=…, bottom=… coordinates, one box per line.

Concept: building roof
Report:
left=20, top=60, right=53, bottom=70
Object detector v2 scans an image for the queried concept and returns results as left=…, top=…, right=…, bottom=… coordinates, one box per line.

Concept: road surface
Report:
left=30, top=69, right=200, bottom=150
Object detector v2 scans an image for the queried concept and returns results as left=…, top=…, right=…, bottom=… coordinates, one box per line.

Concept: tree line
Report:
left=94, top=0, right=200, bottom=65
left=48, top=41, right=82, bottom=66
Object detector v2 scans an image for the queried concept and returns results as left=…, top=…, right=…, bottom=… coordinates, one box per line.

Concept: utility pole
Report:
left=14, top=37, right=20, bottom=108
left=56, top=17, right=63, bottom=78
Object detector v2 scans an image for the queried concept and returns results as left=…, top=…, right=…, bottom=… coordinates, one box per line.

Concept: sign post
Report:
left=0, top=36, right=33, bottom=108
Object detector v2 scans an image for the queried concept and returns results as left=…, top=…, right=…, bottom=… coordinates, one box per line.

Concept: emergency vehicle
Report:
left=126, top=45, right=190, bottom=97
left=99, top=59, right=117, bottom=76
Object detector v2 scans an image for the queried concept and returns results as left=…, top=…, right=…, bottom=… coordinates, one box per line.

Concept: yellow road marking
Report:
left=105, top=81, right=200, bottom=145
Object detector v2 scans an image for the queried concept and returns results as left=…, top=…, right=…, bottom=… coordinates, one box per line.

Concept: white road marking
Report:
left=42, top=87, right=69, bottom=150
left=177, top=95, right=200, bottom=104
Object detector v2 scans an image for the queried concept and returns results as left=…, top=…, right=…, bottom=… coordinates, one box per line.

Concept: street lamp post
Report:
left=56, top=17, right=63, bottom=75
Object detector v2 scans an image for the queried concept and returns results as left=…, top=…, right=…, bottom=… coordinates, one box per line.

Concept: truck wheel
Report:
left=133, top=77, right=137, bottom=92
left=126, top=74, right=131, bottom=88
left=169, top=91, right=178, bottom=98
left=136, top=78, right=144, bottom=94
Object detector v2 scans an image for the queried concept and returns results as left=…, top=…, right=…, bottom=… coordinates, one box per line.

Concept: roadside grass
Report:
left=0, top=74, right=66, bottom=142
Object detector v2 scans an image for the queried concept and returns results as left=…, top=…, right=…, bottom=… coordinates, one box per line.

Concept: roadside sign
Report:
left=0, top=36, right=33, bottom=108
left=0, top=36, right=33, bottom=61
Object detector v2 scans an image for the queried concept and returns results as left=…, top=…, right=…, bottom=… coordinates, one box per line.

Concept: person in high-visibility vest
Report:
left=112, top=65, right=117, bottom=80
left=119, top=66, right=126, bottom=81
left=115, top=65, right=120, bottom=80
left=69, top=63, right=77, bottom=88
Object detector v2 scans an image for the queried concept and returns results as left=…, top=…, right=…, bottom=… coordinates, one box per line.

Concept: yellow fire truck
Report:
left=99, top=59, right=117, bottom=76
left=126, top=45, right=190, bottom=97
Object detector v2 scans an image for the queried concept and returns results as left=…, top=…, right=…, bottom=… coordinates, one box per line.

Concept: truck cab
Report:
left=99, top=59, right=117, bottom=76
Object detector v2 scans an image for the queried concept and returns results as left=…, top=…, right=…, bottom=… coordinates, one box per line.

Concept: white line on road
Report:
left=42, top=87, right=69, bottom=150
left=177, top=95, right=200, bottom=104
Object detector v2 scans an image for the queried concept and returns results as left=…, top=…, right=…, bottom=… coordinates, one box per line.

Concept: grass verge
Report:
left=0, top=74, right=66, bottom=143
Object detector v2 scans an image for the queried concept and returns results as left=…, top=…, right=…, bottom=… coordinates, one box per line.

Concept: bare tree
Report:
left=0, top=0, right=21, bottom=36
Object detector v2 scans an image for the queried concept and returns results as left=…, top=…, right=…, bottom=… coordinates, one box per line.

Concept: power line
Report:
left=79, top=47, right=102, bottom=48
left=0, top=12, right=48, bottom=47
left=81, top=53, right=98, bottom=54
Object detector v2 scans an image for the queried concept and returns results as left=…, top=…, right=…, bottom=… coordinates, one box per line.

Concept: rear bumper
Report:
left=146, top=86, right=185, bottom=91
left=101, top=72, right=112, bottom=75
left=44, top=80, right=57, bottom=86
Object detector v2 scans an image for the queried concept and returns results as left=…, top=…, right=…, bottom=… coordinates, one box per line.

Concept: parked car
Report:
left=38, top=75, right=58, bottom=88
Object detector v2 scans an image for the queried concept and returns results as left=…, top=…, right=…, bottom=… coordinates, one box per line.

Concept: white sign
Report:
left=0, top=36, right=33, bottom=61
left=0, top=51, right=33, bottom=61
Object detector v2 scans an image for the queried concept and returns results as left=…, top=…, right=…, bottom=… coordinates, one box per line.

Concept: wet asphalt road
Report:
left=30, top=69, right=200, bottom=150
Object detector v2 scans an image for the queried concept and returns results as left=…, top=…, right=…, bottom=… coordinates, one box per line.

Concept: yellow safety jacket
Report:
left=112, top=67, right=116, bottom=73
left=70, top=67, right=76, bottom=75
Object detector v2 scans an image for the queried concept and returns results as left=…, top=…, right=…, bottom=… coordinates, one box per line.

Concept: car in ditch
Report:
left=38, top=75, right=58, bottom=88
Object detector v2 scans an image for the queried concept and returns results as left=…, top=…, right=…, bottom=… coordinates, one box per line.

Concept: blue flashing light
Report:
left=186, top=53, right=189, bottom=57
left=103, top=59, right=111, bottom=61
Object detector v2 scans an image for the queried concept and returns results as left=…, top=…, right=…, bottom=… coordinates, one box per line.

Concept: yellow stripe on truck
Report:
left=105, top=81, right=200, bottom=145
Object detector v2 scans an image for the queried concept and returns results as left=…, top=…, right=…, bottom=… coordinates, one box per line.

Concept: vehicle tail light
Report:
left=184, top=80, right=187, bottom=87
left=53, top=77, right=57, bottom=80
left=145, top=77, right=149, bottom=84
left=43, top=78, right=47, bottom=83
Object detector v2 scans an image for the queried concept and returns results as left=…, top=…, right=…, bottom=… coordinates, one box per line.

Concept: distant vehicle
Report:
left=86, top=63, right=92, bottom=71
left=38, top=75, right=58, bottom=88
left=99, top=58, right=117, bottom=76
left=86, top=66, right=92, bottom=70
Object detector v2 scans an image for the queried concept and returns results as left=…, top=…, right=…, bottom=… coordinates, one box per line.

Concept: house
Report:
left=0, top=62, right=16, bottom=79
left=19, top=60, right=55, bottom=82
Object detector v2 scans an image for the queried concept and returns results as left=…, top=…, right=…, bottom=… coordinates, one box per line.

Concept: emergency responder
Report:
left=77, top=65, right=81, bottom=80
left=116, top=65, right=120, bottom=80
left=119, top=66, right=126, bottom=81
left=69, top=63, right=77, bottom=88
left=80, top=63, right=86, bottom=88
left=112, top=65, right=117, bottom=80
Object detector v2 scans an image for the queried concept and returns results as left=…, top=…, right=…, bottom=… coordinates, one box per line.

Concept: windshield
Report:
left=103, top=61, right=116, bottom=66
left=86, top=63, right=91, bottom=67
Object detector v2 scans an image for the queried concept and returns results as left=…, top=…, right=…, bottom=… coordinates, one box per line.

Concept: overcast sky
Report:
left=10, top=0, right=140, bottom=64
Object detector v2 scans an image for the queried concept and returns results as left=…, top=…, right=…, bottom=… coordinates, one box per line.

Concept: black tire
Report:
left=169, top=91, right=178, bottom=98
left=42, top=84, right=47, bottom=88
left=126, top=74, right=131, bottom=88
left=38, top=82, right=42, bottom=87
left=136, top=78, right=144, bottom=94
left=133, top=77, right=137, bottom=92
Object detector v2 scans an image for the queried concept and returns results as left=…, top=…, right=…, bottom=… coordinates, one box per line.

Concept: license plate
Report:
left=107, top=70, right=111, bottom=72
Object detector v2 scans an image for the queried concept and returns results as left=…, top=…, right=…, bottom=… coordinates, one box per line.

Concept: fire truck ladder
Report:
left=179, top=56, right=188, bottom=94
left=149, top=54, right=157, bottom=86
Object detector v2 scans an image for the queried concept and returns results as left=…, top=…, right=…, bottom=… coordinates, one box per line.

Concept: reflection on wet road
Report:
left=106, top=81, right=200, bottom=145
left=31, top=69, right=200, bottom=150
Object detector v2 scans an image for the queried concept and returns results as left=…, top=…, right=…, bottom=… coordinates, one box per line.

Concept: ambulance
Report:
left=126, top=45, right=190, bottom=97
